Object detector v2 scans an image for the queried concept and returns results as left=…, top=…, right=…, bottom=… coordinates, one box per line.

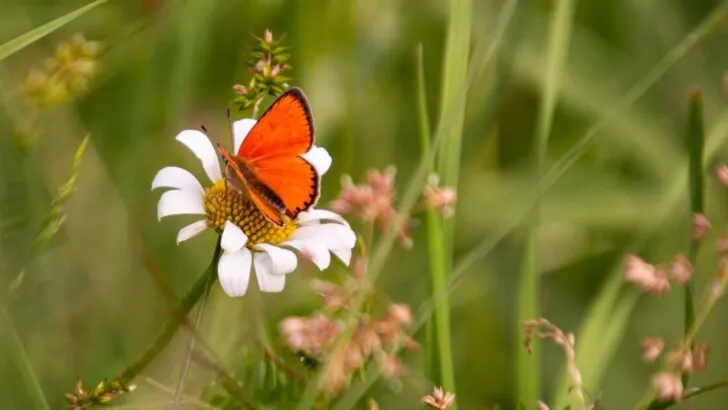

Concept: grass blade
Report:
left=683, top=88, right=705, bottom=387
left=0, top=0, right=110, bottom=61
left=430, top=0, right=472, bottom=399
left=517, top=0, right=577, bottom=406
left=0, top=298, right=50, bottom=410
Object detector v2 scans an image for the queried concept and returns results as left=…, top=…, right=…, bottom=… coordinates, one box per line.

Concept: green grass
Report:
left=516, top=0, right=576, bottom=407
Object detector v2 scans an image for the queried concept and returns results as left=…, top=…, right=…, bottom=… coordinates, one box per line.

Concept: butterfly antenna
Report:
left=226, top=108, right=234, bottom=148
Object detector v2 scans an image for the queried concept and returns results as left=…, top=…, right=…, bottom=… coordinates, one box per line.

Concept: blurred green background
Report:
left=3, top=0, right=728, bottom=408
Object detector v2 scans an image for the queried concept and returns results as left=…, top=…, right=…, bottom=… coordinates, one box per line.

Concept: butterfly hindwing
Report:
left=249, top=155, right=319, bottom=218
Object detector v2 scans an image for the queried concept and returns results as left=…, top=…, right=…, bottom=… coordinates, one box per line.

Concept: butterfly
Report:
left=215, top=87, right=320, bottom=227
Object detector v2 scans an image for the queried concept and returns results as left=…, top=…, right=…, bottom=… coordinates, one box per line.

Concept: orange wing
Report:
left=238, top=88, right=314, bottom=160
left=251, top=155, right=319, bottom=219
left=217, top=143, right=288, bottom=226
left=237, top=87, right=320, bottom=219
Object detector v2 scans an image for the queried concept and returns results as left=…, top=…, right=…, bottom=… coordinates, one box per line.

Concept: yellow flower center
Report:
left=203, top=180, right=296, bottom=247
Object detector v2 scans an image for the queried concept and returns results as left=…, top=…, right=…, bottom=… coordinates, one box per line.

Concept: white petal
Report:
left=176, top=220, right=208, bottom=244
left=291, top=224, right=357, bottom=250
left=218, top=248, right=252, bottom=297
left=233, top=119, right=257, bottom=152
left=175, top=129, right=222, bottom=183
left=151, top=166, right=204, bottom=197
left=221, top=221, right=248, bottom=252
left=297, top=209, right=350, bottom=226
left=254, top=244, right=298, bottom=275
left=253, top=253, right=286, bottom=292
left=157, top=190, right=205, bottom=220
left=283, top=240, right=331, bottom=270
left=331, top=248, right=352, bottom=265
left=302, top=146, right=332, bottom=175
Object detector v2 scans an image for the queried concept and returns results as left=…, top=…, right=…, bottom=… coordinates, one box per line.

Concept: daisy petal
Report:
left=221, top=221, right=248, bottom=252
left=175, top=129, right=222, bottom=183
left=233, top=119, right=257, bottom=152
left=176, top=220, right=208, bottom=244
left=297, top=209, right=350, bottom=226
left=255, top=244, right=298, bottom=275
left=253, top=253, right=286, bottom=292
left=292, top=224, right=357, bottom=250
left=157, top=190, right=205, bottom=220
left=151, top=166, right=204, bottom=197
left=301, top=146, right=332, bottom=175
left=283, top=240, right=331, bottom=270
left=218, top=248, right=252, bottom=297
left=331, top=247, right=353, bottom=265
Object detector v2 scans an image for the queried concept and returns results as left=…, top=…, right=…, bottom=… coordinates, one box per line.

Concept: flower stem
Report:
left=118, top=240, right=222, bottom=382
left=684, top=88, right=704, bottom=387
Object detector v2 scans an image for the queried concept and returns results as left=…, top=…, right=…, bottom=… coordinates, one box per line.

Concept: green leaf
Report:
left=0, top=0, right=110, bottom=61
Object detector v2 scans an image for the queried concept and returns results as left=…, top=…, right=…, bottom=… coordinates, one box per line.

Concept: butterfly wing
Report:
left=238, top=87, right=320, bottom=219
left=217, top=144, right=287, bottom=226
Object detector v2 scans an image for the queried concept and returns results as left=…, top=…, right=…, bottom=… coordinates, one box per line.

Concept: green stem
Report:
left=648, top=380, right=728, bottom=410
left=432, top=0, right=472, bottom=402
left=118, top=240, right=222, bottom=381
left=684, top=88, right=704, bottom=387
left=518, top=0, right=576, bottom=407
left=0, top=298, right=50, bottom=410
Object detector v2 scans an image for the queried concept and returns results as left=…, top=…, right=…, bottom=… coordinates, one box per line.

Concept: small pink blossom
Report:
left=642, top=337, right=664, bottom=363
left=623, top=255, right=670, bottom=294
left=421, top=386, right=455, bottom=409
left=652, top=372, right=683, bottom=402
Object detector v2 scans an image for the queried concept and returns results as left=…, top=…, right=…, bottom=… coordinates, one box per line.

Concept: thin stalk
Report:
left=640, top=261, right=727, bottom=409
left=118, top=240, right=222, bottom=381
left=417, top=43, right=437, bottom=379
left=416, top=43, right=449, bottom=383
left=432, top=0, right=472, bottom=401
left=517, top=0, right=576, bottom=407
left=683, top=88, right=704, bottom=387
left=0, top=298, right=50, bottom=410
left=173, top=245, right=219, bottom=408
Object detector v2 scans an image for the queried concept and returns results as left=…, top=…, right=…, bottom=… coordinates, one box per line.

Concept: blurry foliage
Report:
left=1, top=0, right=728, bottom=409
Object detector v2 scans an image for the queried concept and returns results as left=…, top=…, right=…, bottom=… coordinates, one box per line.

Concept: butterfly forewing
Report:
left=237, top=88, right=320, bottom=220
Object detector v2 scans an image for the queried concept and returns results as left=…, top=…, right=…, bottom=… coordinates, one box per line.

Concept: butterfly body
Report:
left=215, top=87, right=319, bottom=226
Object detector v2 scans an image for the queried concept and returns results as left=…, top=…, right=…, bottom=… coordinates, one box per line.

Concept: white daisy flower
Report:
left=151, top=118, right=356, bottom=297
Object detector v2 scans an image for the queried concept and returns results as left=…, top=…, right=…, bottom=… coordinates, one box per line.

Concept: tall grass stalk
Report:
left=0, top=298, right=50, bottom=410
left=516, top=0, right=576, bottom=406
left=415, top=43, right=441, bottom=379
left=429, top=0, right=472, bottom=400
left=683, top=88, right=705, bottom=387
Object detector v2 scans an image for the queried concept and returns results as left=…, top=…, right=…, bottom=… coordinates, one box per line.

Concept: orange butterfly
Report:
left=215, top=87, right=320, bottom=227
